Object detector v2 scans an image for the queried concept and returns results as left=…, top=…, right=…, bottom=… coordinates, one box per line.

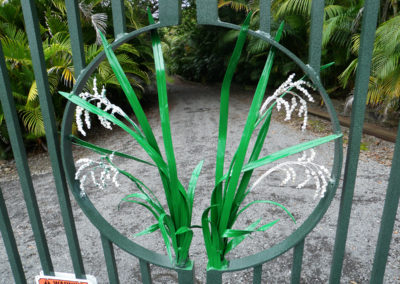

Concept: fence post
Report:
left=329, top=0, right=380, bottom=282
left=21, top=0, right=86, bottom=278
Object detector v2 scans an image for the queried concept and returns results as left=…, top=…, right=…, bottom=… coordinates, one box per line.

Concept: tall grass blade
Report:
left=134, top=223, right=159, bottom=238
left=59, top=91, right=168, bottom=175
left=243, top=134, right=342, bottom=172
left=188, top=160, right=204, bottom=219
left=99, top=32, right=160, bottom=153
left=70, top=135, right=156, bottom=167
left=218, top=21, right=284, bottom=234
left=147, top=9, right=187, bottom=228
left=215, top=12, right=252, bottom=183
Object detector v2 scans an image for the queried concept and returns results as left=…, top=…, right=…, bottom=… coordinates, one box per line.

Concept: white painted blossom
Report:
left=251, top=149, right=331, bottom=199
left=76, top=77, right=127, bottom=136
left=75, top=153, right=120, bottom=197
left=259, top=74, right=315, bottom=131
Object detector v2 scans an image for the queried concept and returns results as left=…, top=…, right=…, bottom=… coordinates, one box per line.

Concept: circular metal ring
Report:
left=60, top=21, right=343, bottom=272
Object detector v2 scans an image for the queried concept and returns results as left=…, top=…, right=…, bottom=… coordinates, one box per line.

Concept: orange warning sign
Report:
left=38, top=278, right=89, bottom=284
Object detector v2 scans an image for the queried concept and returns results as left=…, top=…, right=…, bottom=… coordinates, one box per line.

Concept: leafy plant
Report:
left=201, top=14, right=340, bottom=269
left=60, top=10, right=200, bottom=268
left=60, top=12, right=341, bottom=269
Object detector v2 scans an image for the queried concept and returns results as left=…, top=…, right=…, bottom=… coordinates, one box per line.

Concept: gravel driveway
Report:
left=0, top=80, right=399, bottom=283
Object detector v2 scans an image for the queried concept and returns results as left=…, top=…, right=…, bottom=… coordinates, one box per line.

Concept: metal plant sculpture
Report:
left=60, top=11, right=341, bottom=269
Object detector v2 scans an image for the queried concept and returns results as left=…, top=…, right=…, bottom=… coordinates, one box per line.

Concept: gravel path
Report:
left=0, top=80, right=399, bottom=283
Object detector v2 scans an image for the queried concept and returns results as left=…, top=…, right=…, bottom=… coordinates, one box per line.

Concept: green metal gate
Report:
left=0, top=0, right=398, bottom=283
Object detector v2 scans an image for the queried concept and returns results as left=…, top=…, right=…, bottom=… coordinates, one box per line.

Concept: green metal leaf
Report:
left=243, top=134, right=342, bottom=172
left=147, top=9, right=188, bottom=229
left=59, top=91, right=169, bottom=177
left=218, top=21, right=284, bottom=235
left=158, top=213, right=174, bottom=263
left=176, top=226, right=191, bottom=235
left=70, top=135, right=156, bottom=167
left=98, top=31, right=161, bottom=154
left=134, top=223, right=159, bottom=238
left=237, top=200, right=296, bottom=224
left=224, top=219, right=261, bottom=255
left=257, top=219, right=280, bottom=231
left=188, top=160, right=204, bottom=219
left=215, top=12, right=252, bottom=184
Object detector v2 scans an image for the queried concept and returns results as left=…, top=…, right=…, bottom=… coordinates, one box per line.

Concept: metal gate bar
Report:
left=0, top=186, right=26, bottom=283
left=329, top=0, right=380, bottom=283
left=370, top=124, right=400, bottom=283
left=0, top=40, right=54, bottom=277
left=20, top=0, right=85, bottom=278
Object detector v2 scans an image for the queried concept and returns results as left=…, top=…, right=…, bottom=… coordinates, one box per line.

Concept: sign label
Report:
left=35, top=272, right=97, bottom=284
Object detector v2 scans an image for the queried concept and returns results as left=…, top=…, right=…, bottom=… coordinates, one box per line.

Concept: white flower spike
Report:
left=251, top=149, right=331, bottom=199
left=259, top=74, right=315, bottom=131
left=76, top=77, right=127, bottom=136
left=75, top=153, right=120, bottom=197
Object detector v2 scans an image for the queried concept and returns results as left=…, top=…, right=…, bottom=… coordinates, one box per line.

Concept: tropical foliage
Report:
left=0, top=0, right=153, bottom=156
left=165, top=0, right=400, bottom=122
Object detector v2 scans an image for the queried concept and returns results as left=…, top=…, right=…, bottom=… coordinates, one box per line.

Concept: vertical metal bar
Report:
left=65, top=0, right=86, bottom=76
left=159, top=0, right=182, bottom=27
left=291, top=239, right=305, bottom=284
left=101, top=234, right=120, bottom=284
left=196, top=0, right=219, bottom=25
left=0, top=39, right=54, bottom=276
left=0, top=186, right=27, bottom=284
left=259, top=0, right=271, bottom=33
left=139, top=259, right=152, bottom=284
left=111, top=0, right=126, bottom=39
left=178, top=265, right=195, bottom=284
left=370, top=125, right=400, bottom=283
left=308, top=0, right=325, bottom=73
left=20, top=0, right=85, bottom=278
left=253, top=265, right=262, bottom=284
left=206, top=269, right=222, bottom=284
left=329, top=1, right=379, bottom=283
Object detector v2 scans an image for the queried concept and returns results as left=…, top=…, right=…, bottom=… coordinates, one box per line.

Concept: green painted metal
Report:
left=329, top=1, right=380, bottom=283
left=291, top=239, right=305, bottom=284
left=65, top=0, right=86, bottom=76
left=60, top=9, right=201, bottom=275
left=259, top=0, right=271, bottom=33
left=1, top=0, right=395, bottom=283
left=159, top=0, right=182, bottom=27
left=20, top=0, right=85, bottom=278
left=0, top=39, right=54, bottom=276
left=139, top=260, right=152, bottom=284
left=206, top=269, right=222, bottom=284
left=177, top=267, right=195, bottom=284
left=370, top=123, right=400, bottom=283
left=308, top=0, right=324, bottom=73
left=111, top=0, right=126, bottom=38
left=253, top=265, right=262, bottom=284
left=0, top=186, right=26, bottom=284
left=59, top=1, right=343, bottom=282
left=196, top=0, right=219, bottom=25
left=101, top=234, right=120, bottom=284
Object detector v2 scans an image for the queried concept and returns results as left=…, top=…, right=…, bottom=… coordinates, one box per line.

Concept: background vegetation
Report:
left=0, top=0, right=399, bottom=158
